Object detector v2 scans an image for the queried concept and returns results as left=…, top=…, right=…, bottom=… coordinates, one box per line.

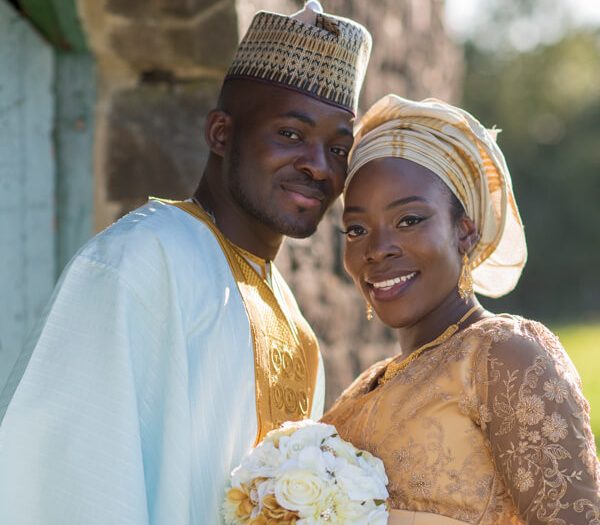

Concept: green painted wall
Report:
left=0, top=0, right=94, bottom=393
left=0, top=0, right=56, bottom=389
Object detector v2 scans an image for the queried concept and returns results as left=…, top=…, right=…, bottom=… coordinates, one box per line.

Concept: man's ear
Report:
left=457, top=216, right=479, bottom=255
left=204, top=109, right=232, bottom=158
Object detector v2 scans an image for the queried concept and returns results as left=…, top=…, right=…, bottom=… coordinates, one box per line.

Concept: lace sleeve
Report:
left=475, top=318, right=600, bottom=524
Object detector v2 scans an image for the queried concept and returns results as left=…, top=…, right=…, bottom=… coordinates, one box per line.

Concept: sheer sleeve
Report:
left=474, top=318, right=600, bottom=524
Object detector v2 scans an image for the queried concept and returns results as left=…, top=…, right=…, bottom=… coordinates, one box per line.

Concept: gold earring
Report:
left=458, top=253, right=473, bottom=301
left=366, top=302, right=373, bottom=321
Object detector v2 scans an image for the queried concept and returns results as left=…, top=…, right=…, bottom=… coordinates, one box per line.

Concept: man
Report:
left=0, top=2, right=371, bottom=524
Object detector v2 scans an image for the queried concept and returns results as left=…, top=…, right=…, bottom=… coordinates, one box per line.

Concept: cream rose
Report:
left=274, top=469, right=330, bottom=515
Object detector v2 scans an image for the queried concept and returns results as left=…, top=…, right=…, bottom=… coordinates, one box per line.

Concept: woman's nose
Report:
left=364, top=228, right=402, bottom=263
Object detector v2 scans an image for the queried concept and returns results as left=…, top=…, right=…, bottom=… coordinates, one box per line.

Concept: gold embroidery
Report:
left=322, top=316, right=600, bottom=525
left=169, top=200, right=320, bottom=444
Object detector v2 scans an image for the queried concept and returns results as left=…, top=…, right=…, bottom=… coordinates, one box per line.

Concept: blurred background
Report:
left=0, top=0, right=598, bottom=440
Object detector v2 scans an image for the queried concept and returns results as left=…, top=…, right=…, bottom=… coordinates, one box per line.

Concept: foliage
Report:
left=461, top=29, right=600, bottom=322
left=553, top=322, right=600, bottom=449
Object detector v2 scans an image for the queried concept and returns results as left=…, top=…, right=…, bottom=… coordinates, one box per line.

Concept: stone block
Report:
left=165, top=3, right=238, bottom=68
left=109, top=2, right=238, bottom=72
left=105, top=0, right=147, bottom=18
left=105, top=0, right=221, bottom=18
left=156, top=0, right=220, bottom=18
left=104, top=81, right=221, bottom=204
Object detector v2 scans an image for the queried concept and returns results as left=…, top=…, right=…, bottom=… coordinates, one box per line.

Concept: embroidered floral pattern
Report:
left=483, top=317, right=600, bottom=523
left=541, top=412, right=568, bottom=442
left=543, top=377, right=569, bottom=403
left=514, top=467, right=535, bottom=492
left=515, top=394, right=546, bottom=426
left=322, top=315, right=600, bottom=525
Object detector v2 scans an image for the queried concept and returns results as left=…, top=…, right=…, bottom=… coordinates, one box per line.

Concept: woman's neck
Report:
left=396, top=293, right=488, bottom=357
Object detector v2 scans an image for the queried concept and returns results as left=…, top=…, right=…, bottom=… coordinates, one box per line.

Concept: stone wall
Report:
left=78, top=0, right=463, bottom=406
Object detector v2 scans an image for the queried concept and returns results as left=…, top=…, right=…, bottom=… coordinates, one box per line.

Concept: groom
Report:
left=0, top=2, right=371, bottom=524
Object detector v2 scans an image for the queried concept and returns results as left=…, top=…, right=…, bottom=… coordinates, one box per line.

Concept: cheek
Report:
left=414, top=226, right=461, bottom=274
left=343, top=244, right=363, bottom=285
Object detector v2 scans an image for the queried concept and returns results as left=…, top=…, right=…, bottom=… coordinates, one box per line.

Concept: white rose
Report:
left=321, top=434, right=361, bottom=463
left=296, top=445, right=336, bottom=476
left=336, top=462, right=389, bottom=501
left=297, top=490, right=371, bottom=525
left=367, top=505, right=389, bottom=525
left=280, top=421, right=336, bottom=457
left=356, top=450, right=388, bottom=484
left=264, top=420, right=305, bottom=444
left=233, top=441, right=283, bottom=482
left=274, top=468, right=330, bottom=515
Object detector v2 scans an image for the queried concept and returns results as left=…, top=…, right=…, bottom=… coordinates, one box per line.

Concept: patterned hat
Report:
left=225, top=1, right=372, bottom=115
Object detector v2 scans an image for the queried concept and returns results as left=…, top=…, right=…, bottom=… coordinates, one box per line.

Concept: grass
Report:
left=552, top=322, right=600, bottom=450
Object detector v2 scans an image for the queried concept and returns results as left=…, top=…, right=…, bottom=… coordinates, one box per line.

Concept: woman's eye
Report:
left=279, top=129, right=301, bottom=140
left=398, top=216, right=424, bottom=227
left=340, top=225, right=366, bottom=238
left=330, top=146, right=349, bottom=158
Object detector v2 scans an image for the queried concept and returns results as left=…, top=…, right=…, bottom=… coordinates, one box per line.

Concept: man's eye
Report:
left=398, top=216, right=424, bottom=227
left=330, top=146, right=349, bottom=158
left=279, top=130, right=301, bottom=140
left=340, top=225, right=366, bottom=238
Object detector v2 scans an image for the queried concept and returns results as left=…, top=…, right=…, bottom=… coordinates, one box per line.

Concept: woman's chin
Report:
left=373, top=308, right=419, bottom=329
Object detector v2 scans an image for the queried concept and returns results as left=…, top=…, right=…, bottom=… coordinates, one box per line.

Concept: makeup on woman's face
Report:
left=342, top=157, right=464, bottom=328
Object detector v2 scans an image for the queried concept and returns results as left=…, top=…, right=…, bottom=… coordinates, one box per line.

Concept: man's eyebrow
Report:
left=344, top=196, right=428, bottom=215
left=280, top=111, right=353, bottom=138
left=281, top=111, right=316, bottom=126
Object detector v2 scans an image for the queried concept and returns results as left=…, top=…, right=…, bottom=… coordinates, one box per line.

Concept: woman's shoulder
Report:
left=464, top=313, right=565, bottom=360
left=467, top=313, right=556, bottom=341
left=467, top=313, right=583, bottom=392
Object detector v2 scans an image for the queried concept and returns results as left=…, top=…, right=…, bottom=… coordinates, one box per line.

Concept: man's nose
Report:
left=294, top=143, right=331, bottom=181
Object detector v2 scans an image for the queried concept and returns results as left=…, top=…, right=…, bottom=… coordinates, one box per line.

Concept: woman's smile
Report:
left=366, top=271, right=419, bottom=301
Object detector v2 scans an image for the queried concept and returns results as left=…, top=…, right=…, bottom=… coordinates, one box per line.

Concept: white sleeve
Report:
left=0, top=254, right=192, bottom=525
left=310, top=351, right=326, bottom=420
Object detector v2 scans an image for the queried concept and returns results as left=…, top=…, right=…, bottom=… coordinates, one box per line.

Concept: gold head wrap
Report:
left=346, top=94, right=527, bottom=298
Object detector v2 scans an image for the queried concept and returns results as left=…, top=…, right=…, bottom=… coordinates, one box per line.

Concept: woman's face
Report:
left=342, top=157, right=471, bottom=328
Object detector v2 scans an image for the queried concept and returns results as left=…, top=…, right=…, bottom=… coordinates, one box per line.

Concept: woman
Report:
left=322, top=95, right=600, bottom=524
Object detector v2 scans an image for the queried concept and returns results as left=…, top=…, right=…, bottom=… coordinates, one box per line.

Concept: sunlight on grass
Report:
left=553, top=322, right=600, bottom=450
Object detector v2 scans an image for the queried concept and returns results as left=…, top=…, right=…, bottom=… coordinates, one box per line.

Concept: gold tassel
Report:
left=458, top=253, right=474, bottom=301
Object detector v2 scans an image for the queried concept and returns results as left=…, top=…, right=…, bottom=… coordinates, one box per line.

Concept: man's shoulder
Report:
left=77, top=200, right=227, bottom=276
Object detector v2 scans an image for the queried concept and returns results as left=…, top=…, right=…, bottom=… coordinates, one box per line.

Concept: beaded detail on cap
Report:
left=225, top=7, right=371, bottom=114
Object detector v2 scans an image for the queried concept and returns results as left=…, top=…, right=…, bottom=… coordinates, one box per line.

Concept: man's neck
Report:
left=193, top=174, right=283, bottom=261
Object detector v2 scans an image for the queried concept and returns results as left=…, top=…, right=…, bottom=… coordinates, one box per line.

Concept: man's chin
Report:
left=279, top=222, right=318, bottom=239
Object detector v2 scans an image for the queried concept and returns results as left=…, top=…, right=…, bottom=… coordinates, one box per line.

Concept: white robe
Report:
left=0, top=200, right=325, bottom=524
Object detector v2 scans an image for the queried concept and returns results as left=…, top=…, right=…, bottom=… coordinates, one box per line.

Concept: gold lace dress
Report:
left=322, top=315, right=600, bottom=524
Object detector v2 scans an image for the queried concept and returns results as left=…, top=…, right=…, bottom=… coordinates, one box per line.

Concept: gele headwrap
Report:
left=346, top=94, right=527, bottom=298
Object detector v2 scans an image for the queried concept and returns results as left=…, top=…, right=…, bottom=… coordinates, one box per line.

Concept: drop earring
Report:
left=366, top=302, right=373, bottom=321
left=458, top=253, right=474, bottom=301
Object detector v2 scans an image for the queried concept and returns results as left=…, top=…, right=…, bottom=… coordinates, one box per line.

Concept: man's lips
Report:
left=280, top=182, right=326, bottom=208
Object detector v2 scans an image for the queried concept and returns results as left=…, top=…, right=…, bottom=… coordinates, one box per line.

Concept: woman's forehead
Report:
left=345, top=157, right=447, bottom=203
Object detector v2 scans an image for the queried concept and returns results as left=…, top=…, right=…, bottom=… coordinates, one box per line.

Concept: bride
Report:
left=322, top=95, right=600, bottom=524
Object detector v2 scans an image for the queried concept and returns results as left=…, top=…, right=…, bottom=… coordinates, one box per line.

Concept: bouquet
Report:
left=223, top=420, right=389, bottom=525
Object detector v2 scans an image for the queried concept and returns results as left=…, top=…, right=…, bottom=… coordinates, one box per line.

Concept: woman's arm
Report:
left=476, top=319, right=600, bottom=524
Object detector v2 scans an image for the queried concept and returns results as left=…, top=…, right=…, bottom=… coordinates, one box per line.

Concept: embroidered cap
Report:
left=225, top=1, right=372, bottom=115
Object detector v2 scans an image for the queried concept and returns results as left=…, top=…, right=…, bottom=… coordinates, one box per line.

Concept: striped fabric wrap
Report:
left=346, top=94, right=527, bottom=298
left=226, top=8, right=371, bottom=114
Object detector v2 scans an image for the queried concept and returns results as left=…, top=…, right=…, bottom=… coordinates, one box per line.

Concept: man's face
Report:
left=223, top=83, right=354, bottom=238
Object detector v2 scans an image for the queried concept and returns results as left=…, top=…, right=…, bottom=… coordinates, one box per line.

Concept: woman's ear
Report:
left=204, top=109, right=232, bottom=157
left=457, top=216, right=479, bottom=255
